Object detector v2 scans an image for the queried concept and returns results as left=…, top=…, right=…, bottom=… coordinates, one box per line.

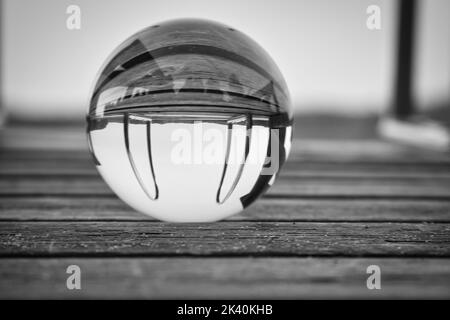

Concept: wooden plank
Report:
left=2, top=146, right=449, bottom=163
left=1, top=197, right=450, bottom=222
left=1, top=174, right=449, bottom=198
left=2, top=149, right=450, bottom=176
left=3, top=159, right=450, bottom=178
left=289, top=140, right=450, bottom=163
left=2, top=125, right=449, bottom=163
left=0, top=257, right=449, bottom=299
left=0, top=126, right=86, bottom=151
left=0, top=222, right=448, bottom=257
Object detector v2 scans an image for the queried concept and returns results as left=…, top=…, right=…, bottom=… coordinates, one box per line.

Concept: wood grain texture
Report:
left=0, top=221, right=448, bottom=257
left=1, top=197, right=450, bottom=222
left=0, top=258, right=449, bottom=299
left=3, top=158, right=450, bottom=178
left=2, top=125, right=449, bottom=162
left=1, top=121, right=449, bottom=299
left=2, top=174, right=449, bottom=198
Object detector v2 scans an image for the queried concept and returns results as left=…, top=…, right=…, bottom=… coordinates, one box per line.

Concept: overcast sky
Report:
left=1, top=0, right=448, bottom=120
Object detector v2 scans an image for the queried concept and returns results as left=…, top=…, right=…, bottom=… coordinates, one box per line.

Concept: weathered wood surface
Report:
left=1, top=258, right=449, bottom=299
left=3, top=157, right=450, bottom=179
left=2, top=125, right=450, bottom=162
left=1, top=197, right=449, bottom=222
left=2, top=174, right=450, bottom=198
left=0, top=120, right=449, bottom=299
left=0, top=222, right=449, bottom=257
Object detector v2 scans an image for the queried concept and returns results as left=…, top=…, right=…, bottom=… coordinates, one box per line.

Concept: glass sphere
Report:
left=87, top=18, right=292, bottom=222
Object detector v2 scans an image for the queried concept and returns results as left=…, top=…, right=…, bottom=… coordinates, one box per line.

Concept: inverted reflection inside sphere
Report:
left=87, top=18, right=293, bottom=222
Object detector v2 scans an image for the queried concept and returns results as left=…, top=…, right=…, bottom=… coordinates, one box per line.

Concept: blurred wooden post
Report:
left=393, top=0, right=417, bottom=119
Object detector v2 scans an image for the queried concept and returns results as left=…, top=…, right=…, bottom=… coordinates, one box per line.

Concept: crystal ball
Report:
left=87, top=18, right=293, bottom=222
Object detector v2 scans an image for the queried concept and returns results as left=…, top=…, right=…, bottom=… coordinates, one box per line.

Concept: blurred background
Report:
left=1, top=0, right=448, bottom=122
